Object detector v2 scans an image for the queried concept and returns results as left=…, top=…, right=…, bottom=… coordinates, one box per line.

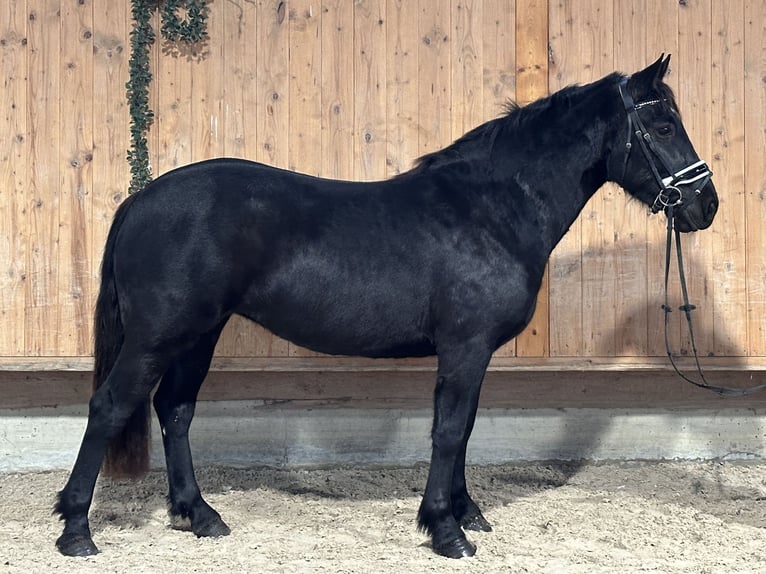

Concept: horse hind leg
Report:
left=55, top=344, right=170, bottom=556
left=153, top=321, right=230, bottom=538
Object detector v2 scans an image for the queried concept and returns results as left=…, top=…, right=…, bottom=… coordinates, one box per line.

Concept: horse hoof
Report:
left=434, top=536, right=476, bottom=559
left=460, top=512, right=493, bottom=532
left=55, top=533, right=99, bottom=557
left=194, top=516, right=231, bottom=538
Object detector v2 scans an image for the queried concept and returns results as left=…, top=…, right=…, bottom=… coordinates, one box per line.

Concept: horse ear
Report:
left=628, top=54, right=670, bottom=100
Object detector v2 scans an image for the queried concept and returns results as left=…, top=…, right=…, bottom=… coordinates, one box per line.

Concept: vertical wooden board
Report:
left=222, top=0, right=246, bottom=161
left=191, top=0, right=224, bottom=162
left=156, top=27, right=193, bottom=174
left=611, top=0, right=648, bottom=357
left=288, top=0, right=321, bottom=176
left=547, top=0, right=583, bottom=356
left=745, top=0, right=766, bottom=355
left=482, top=0, right=515, bottom=112
left=645, top=0, right=680, bottom=356
left=571, top=0, right=615, bottom=358
left=91, top=0, right=129, bottom=353
left=513, top=0, right=549, bottom=358
left=216, top=0, right=259, bottom=357
left=418, top=0, right=451, bottom=156
left=0, top=0, right=28, bottom=355
left=56, top=0, right=93, bottom=355
left=256, top=0, right=290, bottom=170
left=321, top=0, right=354, bottom=180
left=711, top=0, right=747, bottom=357
left=484, top=0, right=516, bottom=357
left=386, top=0, right=419, bottom=176
left=26, top=0, right=61, bottom=356
left=451, top=0, right=483, bottom=140
left=288, top=0, right=322, bottom=357
left=354, top=0, right=387, bottom=181
left=677, top=0, right=715, bottom=355
left=253, top=0, right=290, bottom=357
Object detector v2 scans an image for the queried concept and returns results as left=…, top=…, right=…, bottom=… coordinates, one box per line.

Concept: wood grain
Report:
left=0, top=0, right=763, bottom=375
left=0, top=0, right=28, bottom=355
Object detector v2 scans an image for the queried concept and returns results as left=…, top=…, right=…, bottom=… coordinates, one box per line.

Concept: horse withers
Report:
left=55, top=55, right=717, bottom=559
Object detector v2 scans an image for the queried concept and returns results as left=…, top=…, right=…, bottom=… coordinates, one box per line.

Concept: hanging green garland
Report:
left=161, top=0, right=209, bottom=43
left=126, top=0, right=208, bottom=194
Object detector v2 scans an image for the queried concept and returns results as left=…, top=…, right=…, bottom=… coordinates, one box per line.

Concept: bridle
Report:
left=618, top=77, right=766, bottom=397
left=618, top=77, right=712, bottom=214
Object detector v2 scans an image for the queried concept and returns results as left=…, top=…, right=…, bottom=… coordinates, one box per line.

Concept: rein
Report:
left=619, top=77, right=766, bottom=397
left=662, top=207, right=766, bottom=397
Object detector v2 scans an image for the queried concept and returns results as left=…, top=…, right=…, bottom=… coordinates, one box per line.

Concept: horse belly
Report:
left=236, top=266, right=435, bottom=358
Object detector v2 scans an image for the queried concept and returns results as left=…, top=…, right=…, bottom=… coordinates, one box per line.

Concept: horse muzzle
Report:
left=670, top=180, right=719, bottom=232
left=651, top=160, right=717, bottom=232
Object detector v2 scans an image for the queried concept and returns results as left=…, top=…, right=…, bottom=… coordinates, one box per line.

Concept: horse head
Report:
left=611, top=55, right=719, bottom=232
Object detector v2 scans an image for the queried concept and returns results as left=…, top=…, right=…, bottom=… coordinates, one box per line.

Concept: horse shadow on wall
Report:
left=506, top=241, right=761, bottom=469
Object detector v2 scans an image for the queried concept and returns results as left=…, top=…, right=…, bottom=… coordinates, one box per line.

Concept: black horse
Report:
left=55, top=56, right=717, bottom=559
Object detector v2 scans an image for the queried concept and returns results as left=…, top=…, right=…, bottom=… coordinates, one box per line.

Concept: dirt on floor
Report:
left=2, top=461, right=766, bottom=573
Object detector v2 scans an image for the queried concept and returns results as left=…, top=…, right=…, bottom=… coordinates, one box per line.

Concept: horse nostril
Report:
left=707, top=198, right=719, bottom=219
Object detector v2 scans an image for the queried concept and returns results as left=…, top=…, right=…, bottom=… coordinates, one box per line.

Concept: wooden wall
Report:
left=1, top=0, right=765, bottom=371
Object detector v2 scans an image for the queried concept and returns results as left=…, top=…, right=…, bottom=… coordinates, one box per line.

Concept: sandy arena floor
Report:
left=2, top=461, right=766, bottom=573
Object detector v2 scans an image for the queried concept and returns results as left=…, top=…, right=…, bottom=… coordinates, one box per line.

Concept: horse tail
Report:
left=93, top=193, right=150, bottom=479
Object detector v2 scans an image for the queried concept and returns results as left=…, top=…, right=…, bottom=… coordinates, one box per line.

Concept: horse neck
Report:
left=489, top=90, right=619, bottom=255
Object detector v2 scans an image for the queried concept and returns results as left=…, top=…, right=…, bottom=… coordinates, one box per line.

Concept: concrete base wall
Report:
left=2, top=401, right=765, bottom=472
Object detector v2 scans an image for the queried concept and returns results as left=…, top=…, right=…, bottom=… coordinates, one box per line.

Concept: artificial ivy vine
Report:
left=126, top=0, right=209, bottom=194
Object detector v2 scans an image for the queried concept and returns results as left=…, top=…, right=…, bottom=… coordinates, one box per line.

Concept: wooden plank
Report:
left=253, top=0, right=290, bottom=357
left=26, top=0, right=61, bottom=356
left=744, top=0, right=766, bottom=355
left=711, top=0, right=748, bottom=357
left=0, top=0, right=28, bottom=355
left=354, top=0, right=387, bottom=181
left=418, top=0, right=451, bottom=156
left=191, top=0, right=224, bottom=163
left=91, top=0, right=129, bottom=363
left=57, top=0, right=94, bottom=356
left=483, top=0, right=516, bottom=357
left=386, top=0, right=419, bottom=176
left=482, top=0, right=515, bottom=115
left=513, top=0, right=548, bottom=358
left=645, top=0, right=680, bottom=356
left=574, top=1, right=615, bottom=358
left=4, top=354, right=766, bottom=375
left=547, top=0, right=584, bottom=356
left=611, top=0, right=649, bottom=357
left=217, top=0, right=261, bottom=357
left=287, top=0, right=322, bottom=357
left=451, top=0, right=483, bottom=140
left=5, top=368, right=766, bottom=410
left=677, top=0, right=715, bottom=355
left=156, top=14, right=193, bottom=173
left=321, top=0, right=354, bottom=180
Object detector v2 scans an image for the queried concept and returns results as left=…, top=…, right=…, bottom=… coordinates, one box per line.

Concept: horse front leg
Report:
left=418, top=346, right=491, bottom=558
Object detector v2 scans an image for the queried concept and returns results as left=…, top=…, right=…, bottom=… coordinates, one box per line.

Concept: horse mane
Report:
left=406, top=71, right=678, bottom=175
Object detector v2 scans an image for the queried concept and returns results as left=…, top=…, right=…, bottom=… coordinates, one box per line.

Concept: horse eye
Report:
left=656, top=124, right=674, bottom=137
